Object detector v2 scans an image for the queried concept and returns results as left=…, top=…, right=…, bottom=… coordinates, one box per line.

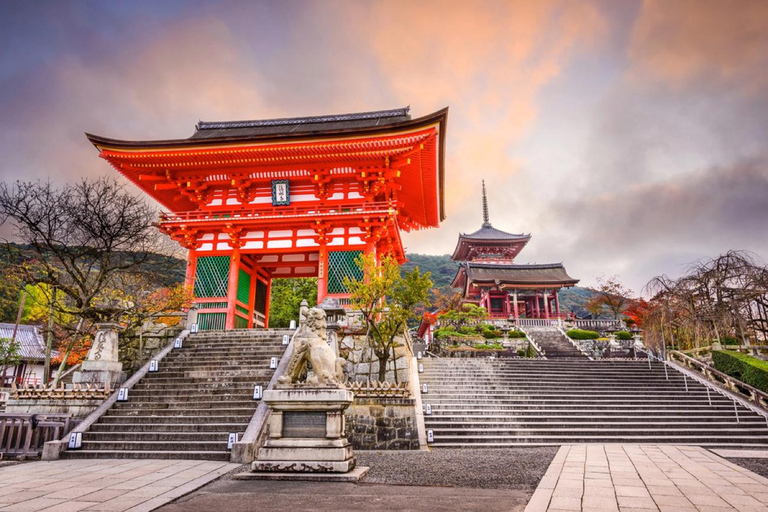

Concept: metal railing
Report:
left=637, top=348, right=768, bottom=426
left=1, top=413, right=78, bottom=458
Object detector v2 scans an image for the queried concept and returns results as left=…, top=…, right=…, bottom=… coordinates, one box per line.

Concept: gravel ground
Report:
left=356, top=447, right=559, bottom=490
left=726, top=457, right=768, bottom=479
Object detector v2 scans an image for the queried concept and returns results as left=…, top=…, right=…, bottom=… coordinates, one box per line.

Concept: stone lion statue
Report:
left=278, top=307, right=346, bottom=387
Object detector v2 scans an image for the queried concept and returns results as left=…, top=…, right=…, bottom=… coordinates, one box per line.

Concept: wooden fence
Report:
left=0, top=413, right=78, bottom=458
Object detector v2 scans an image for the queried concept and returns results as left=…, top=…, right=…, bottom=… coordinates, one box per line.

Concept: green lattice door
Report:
left=194, top=256, right=230, bottom=297
left=326, top=250, right=363, bottom=295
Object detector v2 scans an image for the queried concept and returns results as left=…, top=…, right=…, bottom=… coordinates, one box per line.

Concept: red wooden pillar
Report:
left=225, top=247, right=241, bottom=330
left=534, top=291, right=540, bottom=318
left=512, top=289, right=519, bottom=321
left=247, top=262, right=258, bottom=329
left=543, top=291, right=550, bottom=320
left=504, top=292, right=511, bottom=317
left=554, top=290, right=560, bottom=317
left=317, top=244, right=328, bottom=303
left=263, top=276, right=272, bottom=329
left=185, top=250, right=198, bottom=292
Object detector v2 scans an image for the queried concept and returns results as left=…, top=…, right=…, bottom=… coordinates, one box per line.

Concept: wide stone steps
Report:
left=64, top=329, right=289, bottom=460
left=420, top=358, right=768, bottom=447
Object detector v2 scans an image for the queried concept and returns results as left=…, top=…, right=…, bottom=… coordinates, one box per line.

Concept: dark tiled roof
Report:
left=461, top=224, right=530, bottom=241
left=190, top=107, right=411, bottom=140
left=0, top=323, right=57, bottom=361
left=464, top=262, right=579, bottom=285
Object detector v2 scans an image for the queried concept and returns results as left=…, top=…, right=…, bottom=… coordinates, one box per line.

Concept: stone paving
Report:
left=526, top=445, right=768, bottom=512
left=0, top=459, right=239, bottom=512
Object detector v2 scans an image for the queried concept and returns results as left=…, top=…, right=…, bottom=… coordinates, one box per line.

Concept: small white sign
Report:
left=190, top=323, right=198, bottom=333
left=227, top=432, right=239, bottom=450
left=422, top=383, right=428, bottom=394
left=418, top=363, right=424, bottom=373
left=289, top=320, right=296, bottom=330
left=68, top=432, right=82, bottom=449
left=417, top=351, right=422, bottom=360
left=427, top=429, right=434, bottom=443
left=117, top=388, right=129, bottom=402
left=425, top=404, right=432, bottom=415
left=253, top=385, right=262, bottom=400
left=270, top=357, right=278, bottom=369
left=174, top=337, right=183, bottom=349
left=149, top=360, right=159, bottom=372
left=282, top=334, right=289, bottom=345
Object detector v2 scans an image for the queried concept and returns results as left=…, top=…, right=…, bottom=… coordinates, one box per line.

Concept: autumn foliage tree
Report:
left=590, top=276, right=635, bottom=321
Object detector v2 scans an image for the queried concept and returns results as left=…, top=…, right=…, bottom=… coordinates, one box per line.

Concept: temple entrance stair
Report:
left=420, top=358, right=768, bottom=447
left=526, top=326, right=587, bottom=359
left=63, top=329, right=290, bottom=461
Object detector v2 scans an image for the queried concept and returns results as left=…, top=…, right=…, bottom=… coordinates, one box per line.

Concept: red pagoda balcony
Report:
left=159, top=201, right=397, bottom=226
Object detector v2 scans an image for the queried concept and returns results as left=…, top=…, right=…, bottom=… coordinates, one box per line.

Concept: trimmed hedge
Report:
left=507, top=330, right=526, bottom=338
left=566, top=329, right=600, bottom=340
left=615, top=331, right=633, bottom=340
left=712, top=350, right=768, bottom=394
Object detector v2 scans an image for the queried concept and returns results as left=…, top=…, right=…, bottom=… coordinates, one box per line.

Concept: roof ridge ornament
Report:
left=482, top=180, right=491, bottom=227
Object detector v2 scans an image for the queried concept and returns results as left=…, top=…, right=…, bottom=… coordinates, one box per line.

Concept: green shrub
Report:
left=566, top=329, right=600, bottom=340
left=475, top=343, right=503, bottom=350
left=712, top=350, right=768, bottom=393
left=615, top=331, right=632, bottom=340
left=458, top=326, right=475, bottom=335
left=720, top=336, right=740, bottom=345
left=434, top=327, right=466, bottom=340
left=507, top=330, right=526, bottom=338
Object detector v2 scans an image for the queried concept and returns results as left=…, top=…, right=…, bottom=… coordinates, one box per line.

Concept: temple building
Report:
left=450, top=182, right=578, bottom=320
left=87, top=106, right=448, bottom=330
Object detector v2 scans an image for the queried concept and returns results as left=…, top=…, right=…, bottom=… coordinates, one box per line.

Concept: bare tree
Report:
left=0, top=177, right=179, bottom=384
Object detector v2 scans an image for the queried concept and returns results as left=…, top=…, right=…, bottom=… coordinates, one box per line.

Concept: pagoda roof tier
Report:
left=451, top=262, right=579, bottom=290
left=85, top=107, right=448, bottom=230
left=451, top=225, right=531, bottom=261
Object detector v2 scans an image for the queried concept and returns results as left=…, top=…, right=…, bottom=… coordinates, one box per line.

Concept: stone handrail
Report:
left=517, top=318, right=560, bottom=328
left=572, top=319, right=625, bottom=330
left=668, top=350, right=768, bottom=410
left=230, top=328, right=296, bottom=464
left=517, top=326, right=544, bottom=358
left=42, top=330, right=190, bottom=460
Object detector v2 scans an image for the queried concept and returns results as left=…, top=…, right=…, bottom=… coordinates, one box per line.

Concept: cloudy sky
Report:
left=1, top=0, right=767, bottom=293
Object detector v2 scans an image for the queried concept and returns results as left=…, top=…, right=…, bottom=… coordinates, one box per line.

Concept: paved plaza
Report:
left=0, top=459, right=239, bottom=512
left=526, top=445, right=768, bottom=512
left=1, top=446, right=767, bottom=511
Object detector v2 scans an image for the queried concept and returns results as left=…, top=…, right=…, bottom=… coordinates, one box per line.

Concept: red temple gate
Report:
left=87, top=107, right=448, bottom=329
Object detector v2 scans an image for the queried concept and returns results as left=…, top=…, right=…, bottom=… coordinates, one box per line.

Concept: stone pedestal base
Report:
left=250, top=388, right=357, bottom=475
left=73, top=361, right=125, bottom=388
left=235, top=466, right=369, bottom=482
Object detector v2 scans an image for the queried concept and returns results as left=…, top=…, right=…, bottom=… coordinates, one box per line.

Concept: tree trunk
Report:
left=377, top=353, right=388, bottom=382
left=52, top=319, right=83, bottom=388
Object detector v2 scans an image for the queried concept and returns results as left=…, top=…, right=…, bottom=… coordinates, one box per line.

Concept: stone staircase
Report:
left=421, top=358, right=768, bottom=447
left=63, top=329, right=290, bottom=461
left=527, top=326, right=587, bottom=359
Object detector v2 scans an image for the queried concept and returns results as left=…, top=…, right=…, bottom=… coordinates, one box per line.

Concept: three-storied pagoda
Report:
left=87, top=107, right=448, bottom=330
left=450, top=182, right=578, bottom=320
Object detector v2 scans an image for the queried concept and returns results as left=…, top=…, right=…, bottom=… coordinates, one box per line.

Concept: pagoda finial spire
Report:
left=482, top=180, right=491, bottom=227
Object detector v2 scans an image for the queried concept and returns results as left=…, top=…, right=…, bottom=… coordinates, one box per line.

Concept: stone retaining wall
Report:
left=345, top=397, right=419, bottom=450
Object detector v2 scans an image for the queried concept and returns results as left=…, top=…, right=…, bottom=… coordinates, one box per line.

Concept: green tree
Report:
left=346, top=254, right=432, bottom=382
left=0, top=337, right=22, bottom=385
left=268, top=278, right=318, bottom=328
left=438, top=303, right=488, bottom=326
